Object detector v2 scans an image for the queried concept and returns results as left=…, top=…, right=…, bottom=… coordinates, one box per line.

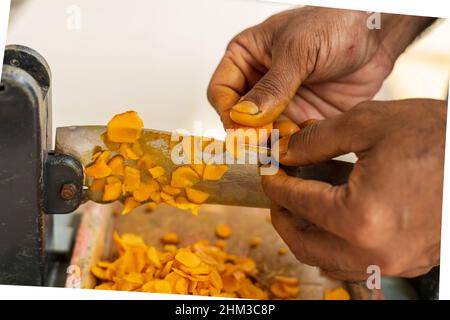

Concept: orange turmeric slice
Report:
left=209, top=269, right=223, bottom=290
left=107, top=110, right=143, bottom=143
left=123, top=166, right=140, bottom=193
left=85, top=151, right=112, bottom=179
left=131, top=141, right=143, bottom=157
left=162, top=185, right=182, bottom=196
left=122, top=197, right=140, bottom=214
left=101, top=132, right=120, bottom=151
left=161, top=232, right=179, bottom=245
left=215, top=224, right=232, bottom=239
left=273, top=119, right=300, bottom=137
left=133, top=180, right=160, bottom=202
left=160, top=191, right=174, bottom=203
left=175, top=251, right=201, bottom=268
left=203, top=164, right=229, bottom=181
left=214, top=240, right=226, bottom=250
left=148, top=166, right=165, bottom=179
left=191, top=164, right=205, bottom=177
left=175, top=196, right=189, bottom=204
left=119, top=143, right=140, bottom=160
left=108, top=155, right=125, bottom=176
left=137, top=154, right=154, bottom=170
left=174, top=278, right=189, bottom=295
left=249, top=236, right=262, bottom=248
left=90, top=178, right=106, bottom=191
left=170, top=166, right=200, bottom=188
left=150, top=191, right=162, bottom=204
left=103, top=181, right=122, bottom=202
left=106, top=176, right=120, bottom=184
left=324, top=287, right=350, bottom=300
left=185, top=187, right=210, bottom=204
left=274, top=275, right=299, bottom=286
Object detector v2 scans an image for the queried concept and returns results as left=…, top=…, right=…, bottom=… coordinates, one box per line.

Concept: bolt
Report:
left=61, top=183, right=78, bottom=200
left=10, top=59, right=20, bottom=67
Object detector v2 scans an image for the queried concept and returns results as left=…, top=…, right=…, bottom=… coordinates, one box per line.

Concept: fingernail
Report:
left=231, top=101, right=260, bottom=115
left=299, top=118, right=318, bottom=130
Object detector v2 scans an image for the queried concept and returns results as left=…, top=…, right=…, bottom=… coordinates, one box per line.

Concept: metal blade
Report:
left=55, top=126, right=270, bottom=208
left=55, top=126, right=353, bottom=209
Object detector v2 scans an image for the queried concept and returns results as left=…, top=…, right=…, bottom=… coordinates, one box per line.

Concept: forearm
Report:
left=379, top=13, right=437, bottom=61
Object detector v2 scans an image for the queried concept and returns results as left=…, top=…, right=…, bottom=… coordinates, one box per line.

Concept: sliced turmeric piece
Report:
left=103, top=181, right=122, bottom=202
left=123, top=166, right=141, bottom=193
left=90, top=178, right=106, bottom=191
left=190, top=164, right=205, bottom=177
left=274, top=275, right=299, bottom=286
left=91, top=265, right=109, bottom=280
left=324, top=287, right=350, bottom=300
left=185, top=187, right=210, bottom=204
left=162, top=185, right=182, bottom=196
left=170, top=166, right=200, bottom=188
left=175, top=196, right=189, bottom=204
left=122, top=197, right=140, bottom=214
left=270, top=281, right=292, bottom=299
left=160, top=191, right=174, bottom=203
left=150, top=191, right=162, bottom=204
left=161, top=232, right=179, bottom=245
left=249, top=236, right=262, bottom=248
left=209, top=269, right=223, bottom=290
left=214, top=240, right=226, bottom=250
left=175, top=251, right=201, bottom=268
left=119, top=143, right=140, bottom=160
left=101, top=132, right=121, bottom=151
left=174, top=278, right=189, bottom=295
left=131, top=141, right=143, bottom=157
left=85, top=151, right=112, bottom=179
left=106, top=176, right=120, bottom=184
left=203, top=164, right=229, bottom=181
left=108, top=155, right=125, bottom=176
left=215, top=224, right=232, bottom=239
left=148, top=166, right=165, bottom=179
left=133, top=180, right=160, bottom=202
left=147, top=246, right=162, bottom=268
left=281, top=283, right=300, bottom=296
left=163, top=244, right=177, bottom=252
left=156, top=175, right=168, bottom=184
left=107, top=110, right=143, bottom=143
left=137, top=154, right=154, bottom=170
left=145, top=202, right=157, bottom=212
left=273, top=119, right=300, bottom=137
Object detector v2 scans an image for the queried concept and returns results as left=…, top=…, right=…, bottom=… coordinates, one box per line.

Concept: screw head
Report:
left=60, top=183, right=78, bottom=200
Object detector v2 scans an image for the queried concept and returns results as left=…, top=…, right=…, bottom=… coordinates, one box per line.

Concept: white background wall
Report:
left=6, top=0, right=449, bottom=142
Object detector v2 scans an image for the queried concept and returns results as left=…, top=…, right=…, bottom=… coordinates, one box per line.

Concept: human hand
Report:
left=208, top=7, right=434, bottom=128
left=261, top=99, right=446, bottom=280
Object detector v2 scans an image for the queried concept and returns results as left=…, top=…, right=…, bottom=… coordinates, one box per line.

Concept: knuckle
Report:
left=379, top=255, right=404, bottom=276
left=345, top=198, right=385, bottom=248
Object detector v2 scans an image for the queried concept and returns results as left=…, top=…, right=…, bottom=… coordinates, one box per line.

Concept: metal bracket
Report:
left=44, top=152, right=84, bottom=214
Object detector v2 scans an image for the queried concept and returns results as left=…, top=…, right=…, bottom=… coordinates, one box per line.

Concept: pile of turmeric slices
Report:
left=92, top=232, right=299, bottom=299
left=84, top=111, right=229, bottom=215
left=92, top=232, right=350, bottom=299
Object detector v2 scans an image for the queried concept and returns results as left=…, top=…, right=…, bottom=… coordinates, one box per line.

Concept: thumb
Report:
left=229, top=58, right=303, bottom=127
left=278, top=107, right=376, bottom=166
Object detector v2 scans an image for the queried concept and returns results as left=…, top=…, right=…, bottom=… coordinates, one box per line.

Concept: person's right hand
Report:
left=261, top=99, right=446, bottom=280
left=207, top=7, right=433, bottom=128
